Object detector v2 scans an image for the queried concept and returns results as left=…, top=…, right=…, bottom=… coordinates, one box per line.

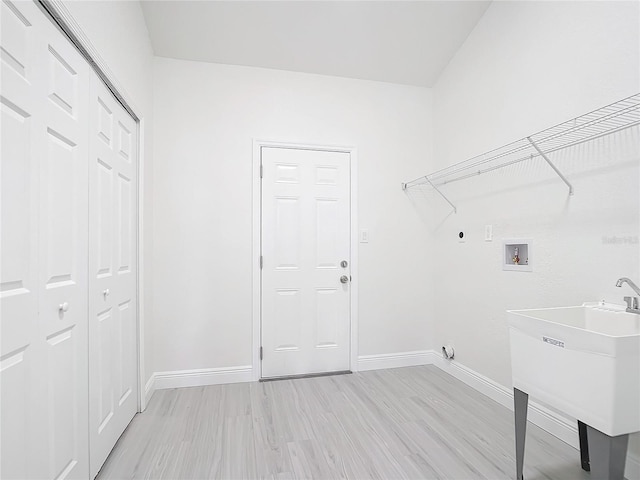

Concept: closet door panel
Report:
left=96, top=306, right=115, bottom=433
left=117, top=169, right=132, bottom=276
left=89, top=75, right=138, bottom=478
left=0, top=68, right=36, bottom=352
left=0, top=1, right=44, bottom=478
left=115, top=114, right=137, bottom=419
left=117, top=299, right=135, bottom=406
left=97, top=157, right=114, bottom=277
left=37, top=19, right=90, bottom=480
left=90, top=86, right=117, bottom=460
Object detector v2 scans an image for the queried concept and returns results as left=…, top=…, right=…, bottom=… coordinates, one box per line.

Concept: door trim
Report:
left=252, top=139, right=359, bottom=381
left=35, top=0, right=148, bottom=411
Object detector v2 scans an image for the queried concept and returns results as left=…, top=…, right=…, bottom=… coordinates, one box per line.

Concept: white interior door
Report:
left=1, top=1, right=90, bottom=478
left=37, top=15, right=91, bottom=480
left=88, top=74, right=138, bottom=477
left=261, top=147, right=351, bottom=378
left=1, top=2, right=43, bottom=476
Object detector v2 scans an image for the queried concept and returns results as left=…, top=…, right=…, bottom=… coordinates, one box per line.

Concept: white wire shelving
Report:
left=401, top=93, right=640, bottom=213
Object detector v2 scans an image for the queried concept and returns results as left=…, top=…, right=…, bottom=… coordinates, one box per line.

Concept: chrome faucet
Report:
left=616, top=277, right=640, bottom=314
left=616, top=277, right=640, bottom=294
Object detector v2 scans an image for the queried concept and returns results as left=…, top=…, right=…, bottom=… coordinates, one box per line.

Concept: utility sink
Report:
left=508, top=302, right=640, bottom=436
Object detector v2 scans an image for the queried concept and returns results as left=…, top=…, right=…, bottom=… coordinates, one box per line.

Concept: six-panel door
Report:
left=1, top=2, right=43, bottom=476
left=1, top=2, right=138, bottom=478
left=261, top=147, right=351, bottom=378
left=1, top=1, right=90, bottom=478
left=88, top=76, right=138, bottom=478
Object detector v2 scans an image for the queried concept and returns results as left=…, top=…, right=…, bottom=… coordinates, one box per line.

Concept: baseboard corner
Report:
left=143, top=373, right=156, bottom=409
left=626, top=451, right=640, bottom=480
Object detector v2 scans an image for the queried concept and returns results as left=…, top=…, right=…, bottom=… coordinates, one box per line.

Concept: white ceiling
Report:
left=140, top=1, right=491, bottom=87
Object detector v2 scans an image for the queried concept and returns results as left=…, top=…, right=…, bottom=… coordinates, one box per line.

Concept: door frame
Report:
left=35, top=0, right=148, bottom=410
left=252, top=139, right=359, bottom=381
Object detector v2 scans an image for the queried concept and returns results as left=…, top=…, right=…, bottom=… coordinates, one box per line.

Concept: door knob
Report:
left=58, top=302, right=69, bottom=313
left=340, top=260, right=348, bottom=268
left=340, top=275, right=349, bottom=284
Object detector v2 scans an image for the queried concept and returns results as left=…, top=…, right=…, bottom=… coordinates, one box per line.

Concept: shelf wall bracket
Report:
left=527, top=136, right=574, bottom=195
left=424, top=176, right=457, bottom=213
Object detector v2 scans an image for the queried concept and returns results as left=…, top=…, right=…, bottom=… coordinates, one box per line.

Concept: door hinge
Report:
left=260, top=346, right=263, bottom=360
left=260, top=164, right=263, bottom=178
left=260, top=255, right=263, bottom=269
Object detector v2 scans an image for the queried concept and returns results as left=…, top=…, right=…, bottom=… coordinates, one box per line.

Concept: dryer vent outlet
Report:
left=442, top=345, right=455, bottom=360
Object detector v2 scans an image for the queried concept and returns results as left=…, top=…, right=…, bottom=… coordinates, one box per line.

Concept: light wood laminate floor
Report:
left=98, top=366, right=594, bottom=480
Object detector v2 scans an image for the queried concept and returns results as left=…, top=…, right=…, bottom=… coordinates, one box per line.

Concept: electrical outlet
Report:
left=485, top=224, right=493, bottom=241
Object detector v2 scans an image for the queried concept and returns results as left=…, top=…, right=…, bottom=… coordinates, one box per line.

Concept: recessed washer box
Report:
left=503, top=239, right=532, bottom=272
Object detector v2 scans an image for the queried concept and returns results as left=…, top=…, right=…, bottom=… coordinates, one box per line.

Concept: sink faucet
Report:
left=616, top=277, right=640, bottom=294
left=616, top=277, right=640, bottom=314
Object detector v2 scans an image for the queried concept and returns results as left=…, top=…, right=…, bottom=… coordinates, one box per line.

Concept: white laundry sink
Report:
left=508, top=302, right=640, bottom=436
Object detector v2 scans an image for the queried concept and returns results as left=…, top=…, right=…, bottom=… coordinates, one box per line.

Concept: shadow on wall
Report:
left=404, top=185, right=456, bottom=234
left=403, top=126, right=640, bottom=225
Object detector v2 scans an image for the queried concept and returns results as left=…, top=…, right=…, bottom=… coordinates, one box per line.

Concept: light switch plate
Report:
left=485, top=225, right=493, bottom=241
left=360, top=229, right=369, bottom=243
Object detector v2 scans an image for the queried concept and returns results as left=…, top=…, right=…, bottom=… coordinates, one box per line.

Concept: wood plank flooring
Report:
left=97, top=366, right=594, bottom=480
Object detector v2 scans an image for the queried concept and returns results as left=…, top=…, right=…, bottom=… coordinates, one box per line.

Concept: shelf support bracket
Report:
left=527, top=137, right=574, bottom=195
left=424, top=176, right=457, bottom=213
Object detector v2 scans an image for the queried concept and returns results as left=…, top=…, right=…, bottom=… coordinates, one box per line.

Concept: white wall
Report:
left=431, top=0, right=639, bottom=462
left=62, top=1, right=156, bottom=391
left=63, top=2, right=640, bottom=465
left=152, top=58, right=434, bottom=373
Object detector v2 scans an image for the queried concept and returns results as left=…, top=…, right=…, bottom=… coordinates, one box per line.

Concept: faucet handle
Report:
left=624, top=296, right=633, bottom=309
left=634, top=297, right=639, bottom=310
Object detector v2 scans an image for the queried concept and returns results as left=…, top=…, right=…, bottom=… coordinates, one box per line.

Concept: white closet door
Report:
left=37, top=14, right=91, bottom=480
left=88, top=74, right=138, bottom=477
left=1, top=1, right=90, bottom=478
left=1, top=1, right=42, bottom=477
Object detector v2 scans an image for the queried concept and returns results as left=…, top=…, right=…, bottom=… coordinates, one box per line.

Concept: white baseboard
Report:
left=357, top=350, right=434, bottom=372
left=426, top=350, right=640, bottom=479
left=154, top=365, right=253, bottom=390
left=143, top=374, right=156, bottom=409
left=628, top=452, right=640, bottom=480
left=144, top=352, right=639, bottom=478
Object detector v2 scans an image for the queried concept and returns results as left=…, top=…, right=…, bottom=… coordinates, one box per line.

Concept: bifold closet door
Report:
left=1, top=1, right=90, bottom=479
left=88, top=74, right=138, bottom=477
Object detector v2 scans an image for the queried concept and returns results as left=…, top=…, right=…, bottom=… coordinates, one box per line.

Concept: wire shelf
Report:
left=402, top=93, right=640, bottom=210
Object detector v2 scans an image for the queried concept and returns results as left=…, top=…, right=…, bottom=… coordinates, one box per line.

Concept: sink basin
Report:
left=508, top=302, right=640, bottom=436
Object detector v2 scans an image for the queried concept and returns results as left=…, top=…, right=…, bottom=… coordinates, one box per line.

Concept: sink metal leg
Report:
left=514, top=388, right=529, bottom=480
left=578, top=420, right=590, bottom=471
left=586, top=425, right=629, bottom=480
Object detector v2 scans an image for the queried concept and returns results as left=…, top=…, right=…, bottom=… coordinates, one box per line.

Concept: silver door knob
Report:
left=340, top=260, right=348, bottom=268
left=340, top=275, right=349, bottom=284
left=58, top=302, right=69, bottom=313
